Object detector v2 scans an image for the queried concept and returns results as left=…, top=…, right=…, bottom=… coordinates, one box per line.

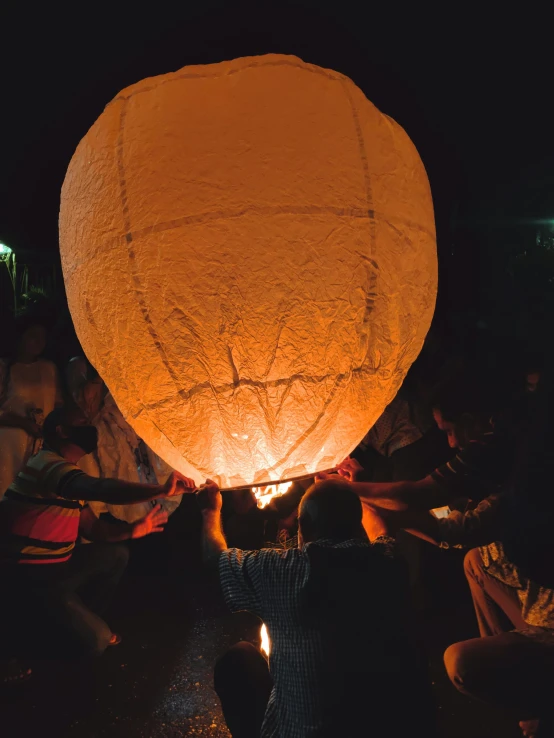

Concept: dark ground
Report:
left=1, top=498, right=523, bottom=738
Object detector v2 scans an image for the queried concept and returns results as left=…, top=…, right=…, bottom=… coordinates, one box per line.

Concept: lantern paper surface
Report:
left=60, top=54, right=437, bottom=488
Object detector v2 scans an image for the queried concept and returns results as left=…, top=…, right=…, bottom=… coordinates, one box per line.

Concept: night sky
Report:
left=1, top=2, right=552, bottom=325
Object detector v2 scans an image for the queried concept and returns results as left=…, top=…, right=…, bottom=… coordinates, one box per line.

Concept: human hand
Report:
left=131, top=504, right=168, bottom=539
left=336, top=457, right=364, bottom=482
left=196, top=479, right=222, bottom=514
left=162, top=471, right=197, bottom=498
left=315, top=470, right=339, bottom=482
left=315, top=456, right=364, bottom=483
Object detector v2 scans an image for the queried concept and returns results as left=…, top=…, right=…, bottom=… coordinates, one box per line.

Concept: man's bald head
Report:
left=298, top=478, right=365, bottom=544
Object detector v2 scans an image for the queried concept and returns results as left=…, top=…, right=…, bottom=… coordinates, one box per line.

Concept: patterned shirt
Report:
left=431, top=493, right=554, bottom=639
left=431, top=431, right=513, bottom=501
left=219, top=536, right=398, bottom=738
left=0, top=450, right=86, bottom=564
left=362, top=396, right=426, bottom=457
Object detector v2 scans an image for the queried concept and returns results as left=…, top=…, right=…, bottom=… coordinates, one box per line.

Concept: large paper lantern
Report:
left=60, top=54, right=436, bottom=488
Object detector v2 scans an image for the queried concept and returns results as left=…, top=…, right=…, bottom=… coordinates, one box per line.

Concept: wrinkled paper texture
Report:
left=60, top=54, right=437, bottom=488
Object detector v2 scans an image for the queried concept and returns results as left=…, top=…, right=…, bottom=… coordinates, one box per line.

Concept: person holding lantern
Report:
left=65, top=354, right=182, bottom=525
left=0, top=406, right=195, bottom=662
left=197, top=475, right=435, bottom=738
left=332, top=370, right=516, bottom=538
left=335, top=369, right=554, bottom=737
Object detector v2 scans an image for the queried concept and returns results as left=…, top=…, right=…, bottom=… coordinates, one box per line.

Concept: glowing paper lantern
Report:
left=59, top=54, right=436, bottom=488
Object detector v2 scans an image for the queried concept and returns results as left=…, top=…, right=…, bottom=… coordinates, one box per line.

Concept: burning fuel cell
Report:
left=260, top=623, right=270, bottom=657
left=60, top=54, right=436, bottom=490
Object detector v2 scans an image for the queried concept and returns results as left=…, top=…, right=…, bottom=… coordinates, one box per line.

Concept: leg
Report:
left=214, top=642, right=273, bottom=738
left=464, top=548, right=526, bottom=636
left=43, top=587, right=114, bottom=658
left=62, top=542, right=129, bottom=614
left=0, top=568, right=113, bottom=660
left=444, top=631, right=554, bottom=720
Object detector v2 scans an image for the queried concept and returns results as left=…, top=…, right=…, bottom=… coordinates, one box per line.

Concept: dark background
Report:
left=1, top=1, right=553, bottom=356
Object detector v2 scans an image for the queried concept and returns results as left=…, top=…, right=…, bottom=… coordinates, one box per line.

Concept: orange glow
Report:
left=60, top=54, right=436, bottom=489
left=260, top=623, right=270, bottom=657
left=255, top=481, right=293, bottom=509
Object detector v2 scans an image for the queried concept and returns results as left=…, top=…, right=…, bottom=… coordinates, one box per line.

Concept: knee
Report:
left=444, top=641, right=478, bottom=691
left=463, top=547, right=482, bottom=581
left=214, top=642, right=261, bottom=689
left=215, top=641, right=260, bottom=673
left=101, top=543, right=129, bottom=580
left=111, top=543, right=130, bottom=571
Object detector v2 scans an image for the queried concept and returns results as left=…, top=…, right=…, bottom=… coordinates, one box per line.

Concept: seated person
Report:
left=339, top=372, right=516, bottom=529
left=339, top=373, right=554, bottom=737
left=197, top=477, right=436, bottom=738
left=446, top=370, right=553, bottom=738
left=364, top=459, right=554, bottom=738
left=0, top=407, right=194, bottom=660
left=66, top=356, right=182, bottom=524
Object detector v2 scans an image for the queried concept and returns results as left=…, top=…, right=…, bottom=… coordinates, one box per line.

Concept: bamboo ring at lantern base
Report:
left=220, top=469, right=336, bottom=493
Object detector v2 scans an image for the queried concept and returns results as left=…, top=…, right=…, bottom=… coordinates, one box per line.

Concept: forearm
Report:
left=352, top=478, right=455, bottom=511
left=201, top=510, right=228, bottom=564
left=397, top=510, right=442, bottom=546
left=65, top=475, right=163, bottom=504
left=392, top=498, right=505, bottom=548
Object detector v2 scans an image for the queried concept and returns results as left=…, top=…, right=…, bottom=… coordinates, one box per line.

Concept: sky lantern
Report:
left=59, top=54, right=437, bottom=490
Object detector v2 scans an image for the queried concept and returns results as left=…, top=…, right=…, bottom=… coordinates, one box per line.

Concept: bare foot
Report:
left=519, top=719, right=541, bottom=737
left=1, top=659, right=31, bottom=686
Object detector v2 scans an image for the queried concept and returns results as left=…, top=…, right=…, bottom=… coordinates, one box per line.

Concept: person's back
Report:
left=301, top=542, right=428, bottom=737
left=206, top=478, right=435, bottom=738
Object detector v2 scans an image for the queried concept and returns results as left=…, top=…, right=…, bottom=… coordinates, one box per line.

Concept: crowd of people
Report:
left=0, top=306, right=552, bottom=738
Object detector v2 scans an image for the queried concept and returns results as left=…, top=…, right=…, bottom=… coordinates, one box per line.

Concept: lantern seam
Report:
left=110, top=57, right=347, bottom=105
left=113, top=81, right=382, bottom=479
left=340, top=79, right=381, bottom=367
left=340, top=80, right=376, bottom=237
left=115, top=96, right=207, bottom=475
left=137, top=366, right=377, bottom=410
left=61, top=211, right=433, bottom=278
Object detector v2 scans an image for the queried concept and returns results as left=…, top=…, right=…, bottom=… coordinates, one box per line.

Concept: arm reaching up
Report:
left=318, top=457, right=459, bottom=511
left=60, top=470, right=197, bottom=505
left=196, top=480, right=227, bottom=564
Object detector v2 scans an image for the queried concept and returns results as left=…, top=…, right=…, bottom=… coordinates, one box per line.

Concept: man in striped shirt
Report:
left=0, top=407, right=195, bottom=659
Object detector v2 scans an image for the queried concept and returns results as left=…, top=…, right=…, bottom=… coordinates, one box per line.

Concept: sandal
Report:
left=108, top=633, right=122, bottom=646
left=1, top=659, right=32, bottom=686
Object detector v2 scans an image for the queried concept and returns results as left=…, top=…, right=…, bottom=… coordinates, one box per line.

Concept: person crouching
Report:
left=198, top=476, right=436, bottom=738
left=0, top=406, right=194, bottom=661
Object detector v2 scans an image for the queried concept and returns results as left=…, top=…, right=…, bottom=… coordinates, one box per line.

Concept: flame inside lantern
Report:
left=254, top=481, right=293, bottom=509
left=260, top=623, right=270, bottom=657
